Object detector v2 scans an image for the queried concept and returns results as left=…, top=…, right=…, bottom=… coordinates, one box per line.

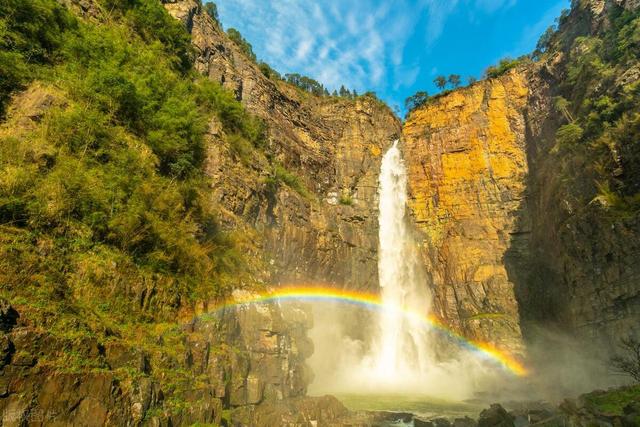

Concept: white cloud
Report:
left=474, top=0, right=517, bottom=14
left=216, top=0, right=457, bottom=92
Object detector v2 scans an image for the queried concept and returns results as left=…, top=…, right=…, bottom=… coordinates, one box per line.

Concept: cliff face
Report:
left=404, top=0, right=640, bottom=353
left=512, top=0, right=640, bottom=345
left=403, top=72, right=529, bottom=353
left=0, top=292, right=312, bottom=426
left=165, top=0, right=401, bottom=294
left=0, top=0, right=401, bottom=425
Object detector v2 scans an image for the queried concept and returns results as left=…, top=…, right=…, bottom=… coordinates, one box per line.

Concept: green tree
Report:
left=0, top=0, right=77, bottom=115
left=203, top=2, right=219, bottom=25
left=556, top=123, right=584, bottom=146
left=554, top=96, right=574, bottom=123
left=404, top=91, right=429, bottom=113
left=535, top=26, right=556, bottom=57
left=258, top=62, right=281, bottom=80
left=468, top=76, right=478, bottom=85
left=434, top=75, right=447, bottom=90
left=448, top=74, right=461, bottom=88
left=227, top=28, right=256, bottom=62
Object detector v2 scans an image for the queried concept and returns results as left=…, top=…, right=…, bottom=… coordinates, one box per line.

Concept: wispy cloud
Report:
left=216, top=0, right=563, bottom=109
left=474, top=0, right=517, bottom=14
left=216, top=0, right=451, bottom=92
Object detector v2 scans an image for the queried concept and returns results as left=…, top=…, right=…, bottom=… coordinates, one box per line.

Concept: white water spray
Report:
left=308, top=141, right=489, bottom=399
left=374, top=140, right=431, bottom=381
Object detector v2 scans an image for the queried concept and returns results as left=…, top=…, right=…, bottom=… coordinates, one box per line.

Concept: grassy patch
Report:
left=272, top=164, right=313, bottom=200
left=582, top=385, right=640, bottom=415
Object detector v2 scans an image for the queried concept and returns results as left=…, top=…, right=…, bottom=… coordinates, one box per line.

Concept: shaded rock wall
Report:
left=0, top=292, right=314, bottom=426
left=511, top=0, right=640, bottom=345
left=164, top=0, right=401, bottom=295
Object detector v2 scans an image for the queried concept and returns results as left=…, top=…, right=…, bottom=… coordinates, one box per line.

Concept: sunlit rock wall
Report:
left=403, top=71, right=529, bottom=354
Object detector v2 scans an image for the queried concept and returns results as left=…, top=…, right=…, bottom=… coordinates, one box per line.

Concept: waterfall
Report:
left=374, top=140, right=431, bottom=379
left=308, top=140, right=481, bottom=398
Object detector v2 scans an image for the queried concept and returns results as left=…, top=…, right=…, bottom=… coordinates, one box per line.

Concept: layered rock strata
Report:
left=403, top=72, right=529, bottom=353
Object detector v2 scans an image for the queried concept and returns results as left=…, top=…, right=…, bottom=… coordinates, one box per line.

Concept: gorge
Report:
left=0, top=0, right=639, bottom=425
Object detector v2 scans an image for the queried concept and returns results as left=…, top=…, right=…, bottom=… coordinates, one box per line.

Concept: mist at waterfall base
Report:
left=305, top=142, right=621, bottom=406
left=308, top=141, right=503, bottom=401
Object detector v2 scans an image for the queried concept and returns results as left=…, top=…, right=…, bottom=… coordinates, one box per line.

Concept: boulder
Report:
left=478, top=404, right=515, bottom=427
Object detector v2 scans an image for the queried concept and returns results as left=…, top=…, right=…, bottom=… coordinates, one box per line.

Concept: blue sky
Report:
left=216, top=0, right=570, bottom=114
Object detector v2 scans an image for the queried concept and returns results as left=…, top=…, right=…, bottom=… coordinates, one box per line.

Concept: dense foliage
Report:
left=0, top=0, right=266, bottom=352
left=552, top=6, right=640, bottom=215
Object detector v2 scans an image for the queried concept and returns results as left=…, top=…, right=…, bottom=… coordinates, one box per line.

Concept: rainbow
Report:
left=202, top=286, right=529, bottom=377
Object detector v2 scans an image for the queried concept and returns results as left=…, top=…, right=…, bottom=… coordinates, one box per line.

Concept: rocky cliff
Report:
left=512, top=0, right=640, bottom=346
left=403, top=71, right=529, bottom=354
left=164, top=0, right=401, bottom=295
left=404, top=0, right=640, bottom=356
left=0, top=0, right=400, bottom=424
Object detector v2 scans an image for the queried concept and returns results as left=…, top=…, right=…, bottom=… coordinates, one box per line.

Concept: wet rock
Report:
left=453, top=416, right=478, bottom=427
left=414, top=418, right=436, bottom=427
left=478, top=404, right=515, bottom=427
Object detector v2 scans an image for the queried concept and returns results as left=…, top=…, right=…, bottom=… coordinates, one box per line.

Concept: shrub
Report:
left=338, top=193, right=353, bottom=206
left=273, top=164, right=312, bottom=200
left=610, top=336, right=640, bottom=382
left=484, top=56, right=529, bottom=79
left=555, top=123, right=584, bottom=146
left=226, top=134, right=253, bottom=162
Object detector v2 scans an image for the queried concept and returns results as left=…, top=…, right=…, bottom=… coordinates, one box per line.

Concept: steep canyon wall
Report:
left=404, top=0, right=640, bottom=354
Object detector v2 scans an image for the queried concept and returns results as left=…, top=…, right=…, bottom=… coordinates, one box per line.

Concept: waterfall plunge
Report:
left=308, top=141, right=483, bottom=399
left=373, top=140, right=432, bottom=382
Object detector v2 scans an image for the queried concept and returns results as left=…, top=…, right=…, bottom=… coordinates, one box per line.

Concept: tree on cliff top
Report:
left=448, top=74, right=461, bottom=88
left=404, top=91, right=429, bottom=114
left=204, top=2, right=219, bottom=25
left=434, top=75, right=447, bottom=90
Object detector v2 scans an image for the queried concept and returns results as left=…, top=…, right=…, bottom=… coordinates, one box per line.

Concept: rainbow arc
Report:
left=203, top=286, right=529, bottom=377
